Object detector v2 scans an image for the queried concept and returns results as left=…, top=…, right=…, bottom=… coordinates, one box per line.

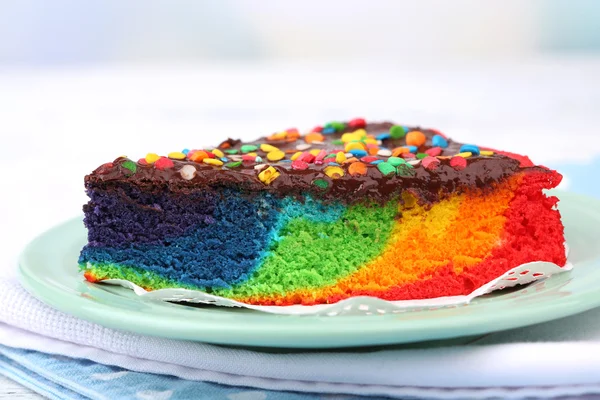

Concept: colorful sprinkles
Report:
left=109, top=119, right=505, bottom=186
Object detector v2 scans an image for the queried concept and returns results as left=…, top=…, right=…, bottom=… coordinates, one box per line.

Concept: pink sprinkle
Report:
left=323, top=157, right=336, bottom=164
left=401, top=152, right=416, bottom=159
left=314, top=150, right=328, bottom=165
left=291, top=160, right=309, bottom=170
left=155, top=157, right=174, bottom=170
left=311, top=126, right=323, bottom=133
left=450, top=156, right=467, bottom=170
left=360, top=156, right=379, bottom=163
left=348, top=118, right=366, bottom=129
left=138, top=158, right=148, bottom=166
left=298, top=152, right=316, bottom=163
left=422, top=156, right=440, bottom=170
left=287, top=127, right=300, bottom=135
left=425, top=147, right=442, bottom=157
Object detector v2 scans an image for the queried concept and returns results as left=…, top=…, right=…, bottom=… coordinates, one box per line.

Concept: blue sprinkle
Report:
left=407, top=146, right=418, bottom=153
left=376, top=132, right=391, bottom=140
left=279, top=159, right=292, bottom=163
left=328, top=162, right=341, bottom=166
left=322, top=127, right=336, bottom=135
left=460, top=144, right=480, bottom=155
left=255, top=156, right=263, bottom=163
left=220, top=157, right=229, bottom=162
left=349, top=149, right=368, bottom=157
left=370, top=160, right=384, bottom=165
left=432, top=135, right=448, bottom=148
left=182, top=148, right=190, bottom=155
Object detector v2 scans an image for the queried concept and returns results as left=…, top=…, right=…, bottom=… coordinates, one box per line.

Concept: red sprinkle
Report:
left=298, top=152, right=316, bottom=163
left=154, top=157, right=174, bottom=170
left=401, top=152, right=416, bottom=159
left=323, top=156, right=336, bottom=164
left=314, top=150, right=328, bottom=165
left=348, top=118, right=366, bottom=129
left=138, top=158, right=148, bottom=166
left=242, top=154, right=256, bottom=162
left=422, top=156, right=440, bottom=170
left=450, top=156, right=467, bottom=170
left=291, top=159, right=309, bottom=170
left=96, top=162, right=114, bottom=174
left=360, top=156, right=379, bottom=163
left=311, top=126, right=323, bottom=133
left=287, top=127, right=300, bottom=135
left=205, top=151, right=216, bottom=159
left=425, top=147, right=442, bottom=157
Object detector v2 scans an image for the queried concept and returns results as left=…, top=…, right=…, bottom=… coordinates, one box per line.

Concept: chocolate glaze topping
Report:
left=85, top=121, right=550, bottom=204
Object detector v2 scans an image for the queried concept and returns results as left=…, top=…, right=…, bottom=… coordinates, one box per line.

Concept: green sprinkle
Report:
left=377, top=162, right=396, bottom=176
left=329, top=121, right=346, bottom=132
left=387, top=156, right=406, bottom=167
left=332, top=139, right=344, bottom=145
left=121, top=160, right=137, bottom=174
left=313, top=179, right=329, bottom=189
left=416, top=153, right=427, bottom=159
left=326, top=153, right=337, bottom=158
left=225, top=161, right=242, bottom=168
left=389, top=125, right=407, bottom=139
left=224, top=149, right=239, bottom=155
left=397, top=164, right=415, bottom=177
left=241, top=145, right=258, bottom=153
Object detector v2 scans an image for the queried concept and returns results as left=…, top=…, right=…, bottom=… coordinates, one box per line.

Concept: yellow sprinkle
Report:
left=267, top=150, right=286, bottom=161
left=480, top=150, right=494, bottom=156
left=269, top=132, right=287, bottom=141
left=353, top=129, right=367, bottom=138
left=168, top=151, right=186, bottom=160
left=291, top=151, right=302, bottom=161
left=324, top=166, right=345, bottom=179
left=341, top=133, right=361, bottom=143
left=364, top=138, right=379, bottom=145
left=247, top=152, right=257, bottom=157
left=145, top=153, right=160, bottom=164
left=344, top=142, right=365, bottom=152
left=457, top=152, right=473, bottom=158
left=203, top=158, right=224, bottom=166
left=260, top=144, right=279, bottom=153
left=335, top=151, right=346, bottom=164
left=309, top=149, right=321, bottom=156
left=258, top=166, right=280, bottom=185
left=211, top=149, right=225, bottom=158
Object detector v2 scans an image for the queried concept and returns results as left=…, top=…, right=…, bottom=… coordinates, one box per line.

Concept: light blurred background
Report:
left=0, top=0, right=599, bottom=252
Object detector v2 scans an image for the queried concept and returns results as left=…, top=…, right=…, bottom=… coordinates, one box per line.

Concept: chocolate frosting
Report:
left=85, top=121, right=550, bottom=204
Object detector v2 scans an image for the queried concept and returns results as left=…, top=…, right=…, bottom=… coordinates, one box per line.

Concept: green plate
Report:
left=18, top=191, right=600, bottom=349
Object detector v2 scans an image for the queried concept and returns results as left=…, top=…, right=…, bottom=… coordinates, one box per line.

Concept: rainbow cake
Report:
left=79, top=119, right=567, bottom=306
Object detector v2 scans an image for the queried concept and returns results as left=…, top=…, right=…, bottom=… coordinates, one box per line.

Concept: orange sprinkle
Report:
left=368, top=147, right=380, bottom=156
left=392, top=147, right=410, bottom=157
left=406, top=131, right=426, bottom=147
left=267, top=132, right=287, bottom=141
left=305, top=132, right=325, bottom=143
left=188, top=150, right=208, bottom=162
left=348, top=161, right=368, bottom=176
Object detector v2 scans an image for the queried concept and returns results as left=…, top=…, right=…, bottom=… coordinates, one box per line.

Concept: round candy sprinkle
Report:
left=96, top=162, right=114, bottom=174
left=406, top=131, right=426, bottom=147
left=246, top=152, right=258, bottom=157
left=335, top=151, right=346, bottom=164
left=168, top=151, right=186, bottom=160
left=291, top=151, right=303, bottom=161
left=305, top=132, right=325, bottom=143
left=155, top=157, right=174, bottom=170
left=224, top=149, right=239, bottom=155
left=457, top=152, right=473, bottom=158
left=425, top=147, right=442, bottom=157
left=344, top=142, right=365, bottom=153
left=332, top=139, right=344, bottom=145
left=348, top=161, right=368, bottom=176
left=370, top=159, right=384, bottom=165
left=392, top=147, right=410, bottom=157
left=203, top=158, right=224, bottom=166
left=291, top=159, right=309, bottom=170
left=349, top=149, right=368, bottom=158
left=267, top=132, right=287, bottom=141
left=315, top=150, right=328, bottom=164
left=321, top=127, right=336, bottom=135
left=401, top=152, right=416, bottom=159
left=309, top=149, right=321, bottom=156
left=406, top=145, right=418, bottom=153
left=480, top=150, right=494, bottom=156
left=258, top=166, right=280, bottom=185
left=138, top=158, right=148, bottom=166
left=260, top=143, right=279, bottom=153
left=211, top=148, right=225, bottom=158
left=407, top=160, right=420, bottom=166
left=255, top=156, right=263, bottom=163
left=376, top=132, right=391, bottom=141
left=368, top=147, right=380, bottom=156
left=242, top=154, right=256, bottom=162
left=416, top=153, right=427, bottom=160
left=422, top=156, right=440, bottom=170
left=432, top=135, right=448, bottom=148
left=324, top=166, right=344, bottom=179
left=390, top=125, right=407, bottom=139
left=460, top=144, right=480, bottom=155
left=348, top=118, right=366, bottom=129
left=188, top=150, right=208, bottom=162
left=397, top=163, right=416, bottom=176
left=327, top=162, right=341, bottom=166
left=182, top=148, right=190, bottom=155
left=313, top=178, right=329, bottom=189
left=377, top=162, right=396, bottom=176
left=387, top=156, right=406, bottom=167
left=377, top=148, right=392, bottom=157
left=298, top=152, right=315, bottom=163
left=121, top=160, right=137, bottom=174
left=225, top=161, right=242, bottom=168
left=326, top=121, right=346, bottom=132
left=254, top=163, right=267, bottom=170
left=179, top=164, right=196, bottom=180
left=450, top=156, right=467, bottom=170
left=145, top=153, right=160, bottom=164
left=296, top=143, right=311, bottom=151
left=241, top=145, right=258, bottom=153
left=267, top=150, right=285, bottom=161
left=360, top=156, right=378, bottom=163
left=205, top=151, right=216, bottom=159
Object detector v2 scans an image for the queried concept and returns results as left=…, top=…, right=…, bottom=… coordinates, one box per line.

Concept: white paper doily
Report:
left=97, top=246, right=573, bottom=316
